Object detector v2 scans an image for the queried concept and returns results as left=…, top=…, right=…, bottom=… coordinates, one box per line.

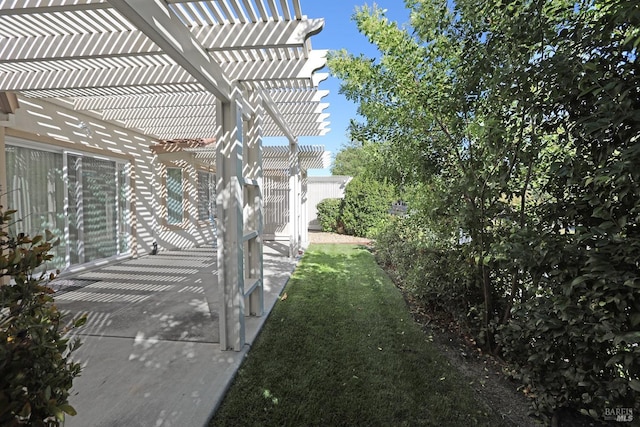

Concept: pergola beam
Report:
left=0, top=32, right=159, bottom=62
left=0, top=2, right=109, bottom=15
left=259, top=89, right=296, bottom=142
left=108, top=0, right=232, bottom=102
left=262, top=121, right=329, bottom=137
left=1, top=55, right=326, bottom=91
left=277, top=102, right=329, bottom=115
left=142, top=125, right=220, bottom=141
left=102, top=104, right=216, bottom=121
left=270, top=89, right=329, bottom=103
left=0, top=19, right=323, bottom=62
left=74, top=92, right=217, bottom=110
left=198, top=19, right=323, bottom=51
left=0, top=65, right=194, bottom=92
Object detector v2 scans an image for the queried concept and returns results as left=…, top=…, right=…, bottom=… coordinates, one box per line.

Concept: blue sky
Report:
left=263, top=1, right=411, bottom=176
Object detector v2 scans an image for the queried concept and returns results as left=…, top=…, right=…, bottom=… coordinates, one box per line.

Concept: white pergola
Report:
left=0, top=0, right=330, bottom=351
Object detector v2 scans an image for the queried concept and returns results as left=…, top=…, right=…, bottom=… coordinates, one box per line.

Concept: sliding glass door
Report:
left=5, top=140, right=130, bottom=270
left=5, top=145, right=66, bottom=268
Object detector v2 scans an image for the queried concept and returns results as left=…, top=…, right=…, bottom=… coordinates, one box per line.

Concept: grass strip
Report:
left=211, top=244, right=505, bottom=426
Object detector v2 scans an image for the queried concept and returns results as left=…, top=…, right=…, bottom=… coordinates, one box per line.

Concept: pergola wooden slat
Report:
left=0, top=0, right=329, bottom=351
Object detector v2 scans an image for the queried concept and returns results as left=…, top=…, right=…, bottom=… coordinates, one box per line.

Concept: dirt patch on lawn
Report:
left=403, top=299, right=540, bottom=426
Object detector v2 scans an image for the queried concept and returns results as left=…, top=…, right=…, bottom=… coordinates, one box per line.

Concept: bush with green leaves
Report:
left=496, top=0, right=640, bottom=420
left=0, top=208, right=85, bottom=426
left=497, top=228, right=640, bottom=421
left=374, top=216, right=481, bottom=326
left=340, top=175, right=395, bottom=238
left=315, top=198, right=343, bottom=233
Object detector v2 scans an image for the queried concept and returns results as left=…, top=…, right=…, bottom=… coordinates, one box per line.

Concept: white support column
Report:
left=216, top=96, right=245, bottom=351
left=288, top=141, right=300, bottom=258
left=243, top=99, right=264, bottom=317
left=301, top=170, right=309, bottom=248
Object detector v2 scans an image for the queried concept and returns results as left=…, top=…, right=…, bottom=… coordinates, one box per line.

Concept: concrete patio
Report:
left=54, top=242, right=296, bottom=427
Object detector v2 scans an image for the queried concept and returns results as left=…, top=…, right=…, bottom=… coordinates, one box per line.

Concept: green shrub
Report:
left=0, top=208, right=85, bottom=426
left=316, top=198, right=343, bottom=233
left=497, top=230, right=640, bottom=422
left=374, top=217, right=479, bottom=324
left=341, top=176, right=395, bottom=238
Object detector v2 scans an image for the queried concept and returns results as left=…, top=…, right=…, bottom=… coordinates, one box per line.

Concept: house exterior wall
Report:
left=2, top=96, right=216, bottom=273
left=307, top=175, right=351, bottom=230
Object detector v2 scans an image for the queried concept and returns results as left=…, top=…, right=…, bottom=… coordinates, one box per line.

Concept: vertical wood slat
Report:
left=216, top=92, right=265, bottom=350
left=300, top=169, right=308, bottom=246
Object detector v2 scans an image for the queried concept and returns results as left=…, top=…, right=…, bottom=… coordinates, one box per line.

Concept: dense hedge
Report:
left=316, top=198, right=343, bottom=233
left=315, top=176, right=396, bottom=238
left=340, top=176, right=395, bottom=238
left=374, top=213, right=640, bottom=422
left=374, top=217, right=479, bottom=323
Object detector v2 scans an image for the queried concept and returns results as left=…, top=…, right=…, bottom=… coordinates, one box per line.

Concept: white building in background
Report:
left=0, top=0, right=330, bottom=351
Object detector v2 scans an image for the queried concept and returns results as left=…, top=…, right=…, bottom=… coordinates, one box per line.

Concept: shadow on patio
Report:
left=55, top=244, right=296, bottom=427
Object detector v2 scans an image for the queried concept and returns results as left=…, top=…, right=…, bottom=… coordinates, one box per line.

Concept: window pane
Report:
left=167, top=168, right=183, bottom=224
left=82, top=157, right=118, bottom=262
left=198, top=172, right=216, bottom=221
left=67, top=155, right=81, bottom=265
left=5, top=145, right=66, bottom=270
left=117, top=163, right=129, bottom=254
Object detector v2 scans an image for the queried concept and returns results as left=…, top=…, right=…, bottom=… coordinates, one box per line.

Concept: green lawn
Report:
left=210, top=244, right=505, bottom=426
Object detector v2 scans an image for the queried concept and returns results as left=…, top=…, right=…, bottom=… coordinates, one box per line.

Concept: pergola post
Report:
left=288, top=141, right=300, bottom=258
left=216, top=96, right=245, bottom=351
left=301, top=170, right=309, bottom=247
left=243, top=96, right=264, bottom=317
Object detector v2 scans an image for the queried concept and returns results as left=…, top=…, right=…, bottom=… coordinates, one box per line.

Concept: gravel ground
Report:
left=307, top=231, right=373, bottom=245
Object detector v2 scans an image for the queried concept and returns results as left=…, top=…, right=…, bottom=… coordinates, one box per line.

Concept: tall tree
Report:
left=328, top=0, right=639, bottom=420
left=329, top=0, right=543, bottom=348
left=330, top=140, right=366, bottom=177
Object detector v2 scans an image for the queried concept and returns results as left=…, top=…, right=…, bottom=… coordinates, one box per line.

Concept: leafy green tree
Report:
left=330, top=140, right=366, bottom=177
left=329, top=0, right=639, bottom=421
left=330, top=1, right=542, bottom=348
